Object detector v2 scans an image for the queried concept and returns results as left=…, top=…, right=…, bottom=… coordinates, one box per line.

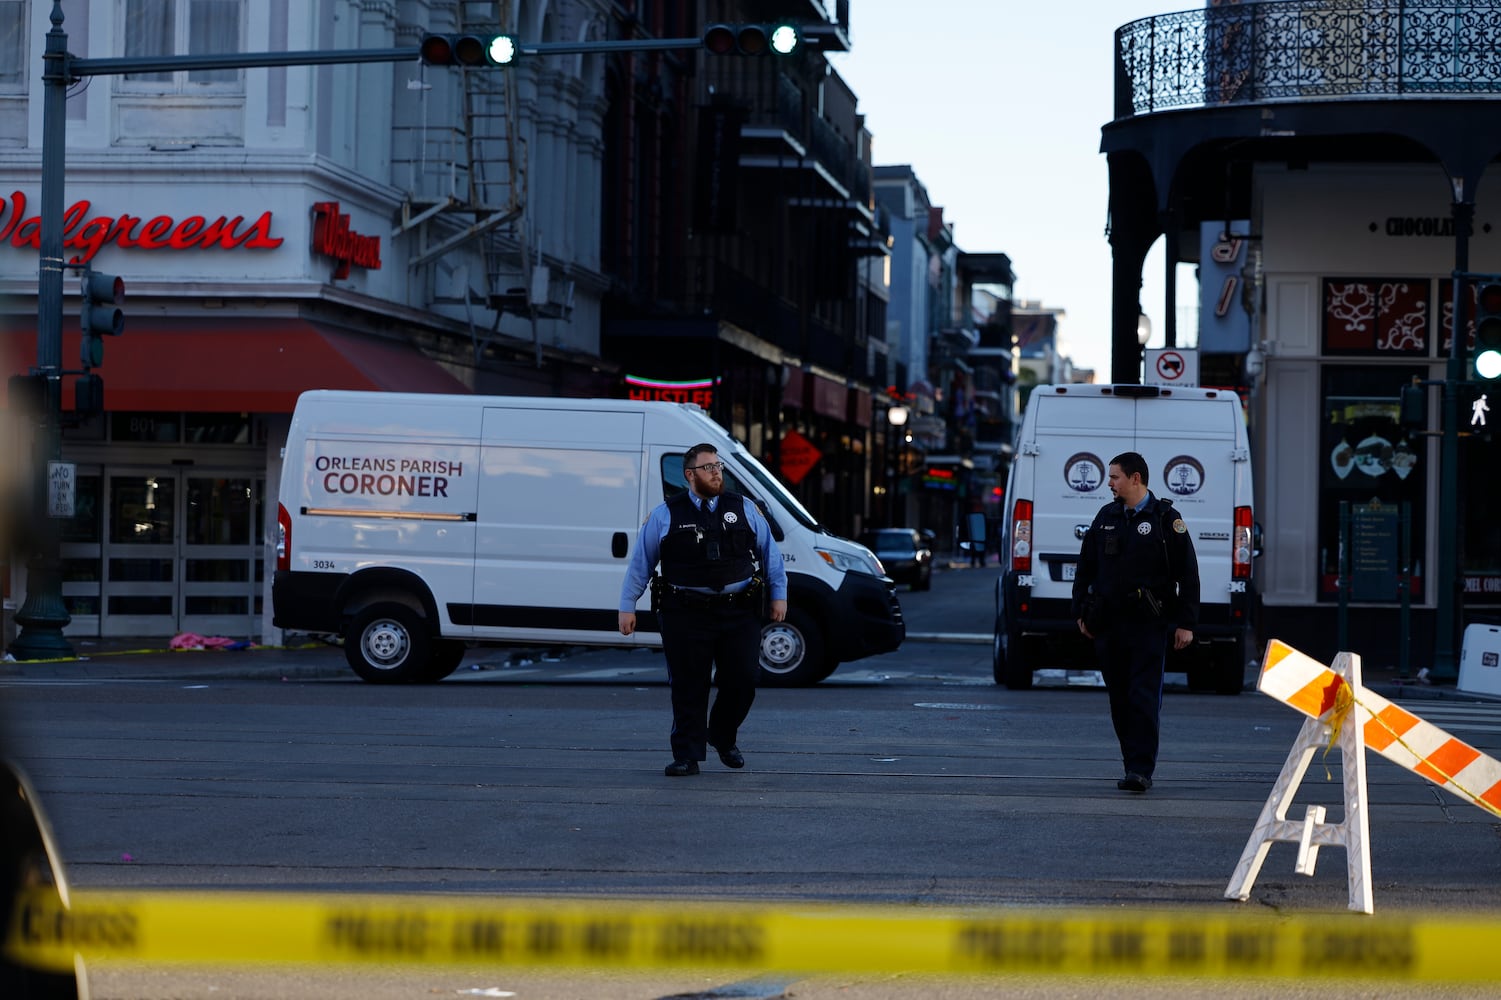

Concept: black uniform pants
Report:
left=1094, top=618, right=1169, bottom=777
left=659, top=604, right=761, bottom=761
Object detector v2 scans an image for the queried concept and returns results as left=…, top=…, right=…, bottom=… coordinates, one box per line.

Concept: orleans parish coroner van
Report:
left=272, top=391, right=905, bottom=685
left=993, top=384, right=1258, bottom=694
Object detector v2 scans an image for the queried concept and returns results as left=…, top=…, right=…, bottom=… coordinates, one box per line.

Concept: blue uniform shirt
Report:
left=619, top=492, right=788, bottom=612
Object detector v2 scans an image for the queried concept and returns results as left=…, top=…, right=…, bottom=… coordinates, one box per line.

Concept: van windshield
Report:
left=728, top=448, right=820, bottom=531
left=661, top=450, right=820, bottom=532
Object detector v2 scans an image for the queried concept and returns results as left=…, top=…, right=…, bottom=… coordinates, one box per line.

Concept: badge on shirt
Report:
left=1173, top=518, right=1187, bottom=534
left=1136, top=520, right=1152, bottom=536
left=723, top=511, right=739, bottom=524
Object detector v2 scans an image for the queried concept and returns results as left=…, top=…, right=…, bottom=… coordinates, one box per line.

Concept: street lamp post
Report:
left=886, top=404, right=909, bottom=527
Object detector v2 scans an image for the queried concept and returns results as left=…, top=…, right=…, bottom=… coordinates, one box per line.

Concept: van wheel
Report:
left=992, top=614, right=1032, bottom=690
left=420, top=640, right=467, bottom=683
left=759, top=607, right=827, bottom=687
left=345, top=603, right=432, bottom=683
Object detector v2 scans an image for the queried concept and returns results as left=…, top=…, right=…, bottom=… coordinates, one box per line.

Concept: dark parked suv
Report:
left=859, top=528, right=933, bottom=591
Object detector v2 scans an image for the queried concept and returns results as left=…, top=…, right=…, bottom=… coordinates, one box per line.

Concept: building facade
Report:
left=2, top=0, right=617, bottom=643
left=1101, top=1, right=1501, bottom=670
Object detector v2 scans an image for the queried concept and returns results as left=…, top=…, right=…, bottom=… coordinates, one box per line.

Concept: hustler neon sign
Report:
left=624, top=375, right=721, bottom=406
left=0, top=190, right=283, bottom=263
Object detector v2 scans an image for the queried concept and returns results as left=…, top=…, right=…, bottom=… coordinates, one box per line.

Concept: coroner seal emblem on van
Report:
left=272, top=391, right=904, bottom=686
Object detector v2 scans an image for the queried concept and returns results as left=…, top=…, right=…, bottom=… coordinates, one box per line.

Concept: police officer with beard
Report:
left=1073, top=451, right=1200, bottom=793
left=619, top=444, right=788, bottom=777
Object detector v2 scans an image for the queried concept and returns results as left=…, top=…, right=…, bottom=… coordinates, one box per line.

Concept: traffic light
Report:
left=419, top=32, right=519, bottom=67
left=702, top=23, right=800, bottom=56
left=6, top=373, right=46, bottom=415
left=79, top=266, right=124, bottom=370
left=75, top=373, right=104, bottom=415
left=1475, top=279, right=1501, bottom=380
left=1398, top=377, right=1425, bottom=431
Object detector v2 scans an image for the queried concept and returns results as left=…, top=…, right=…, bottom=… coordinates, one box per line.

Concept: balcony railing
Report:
left=1115, top=1, right=1501, bottom=120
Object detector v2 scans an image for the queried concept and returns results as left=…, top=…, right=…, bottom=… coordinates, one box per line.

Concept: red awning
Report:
left=3, top=317, right=470, bottom=412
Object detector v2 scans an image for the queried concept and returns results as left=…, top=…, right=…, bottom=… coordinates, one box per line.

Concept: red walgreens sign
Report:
left=0, top=190, right=282, bottom=264
left=311, top=200, right=381, bottom=279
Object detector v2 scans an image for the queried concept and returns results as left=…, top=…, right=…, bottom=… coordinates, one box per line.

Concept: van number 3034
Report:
left=312, top=560, right=336, bottom=570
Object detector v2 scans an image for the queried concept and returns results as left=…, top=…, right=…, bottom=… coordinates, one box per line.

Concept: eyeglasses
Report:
left=687, top=462, right=724, bottom=474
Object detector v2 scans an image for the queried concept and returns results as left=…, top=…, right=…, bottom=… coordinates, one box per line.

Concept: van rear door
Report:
left=472, top=406, right=645, bottom=645
left=1134, top=394, right=1241, bottom=593
left=1027, top=392, right=1133, bottom=595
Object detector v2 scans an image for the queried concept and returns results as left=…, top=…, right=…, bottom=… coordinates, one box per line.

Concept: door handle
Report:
left=612, top=532, right=628, bottom=558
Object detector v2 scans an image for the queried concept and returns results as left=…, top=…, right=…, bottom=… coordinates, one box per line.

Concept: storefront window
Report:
left=185, top=412, right=252, bottom=444
left=123, top=0, right=243, bottom=88
left=59, top=474, right=102, bottom=544
left=0, top=0, right=25, bottom=94
left=1323, top=278, right=1430, bottom=355
left=111, top=412, right=181, bottom=442
left=1317, top=365, right=1427, bottom=602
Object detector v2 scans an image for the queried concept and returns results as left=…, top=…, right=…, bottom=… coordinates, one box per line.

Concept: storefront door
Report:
left=61, top=468, right=265, bottom=639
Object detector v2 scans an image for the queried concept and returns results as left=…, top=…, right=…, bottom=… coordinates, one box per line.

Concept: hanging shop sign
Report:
left=623, top=374, right=721, bottom=407
left=0, top=190, right=283, bottom=263
left=311, top=201, right=382, bottom=279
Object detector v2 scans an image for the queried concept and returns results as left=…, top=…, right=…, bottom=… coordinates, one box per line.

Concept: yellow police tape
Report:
left=6, top=888, right=1501, bottom=981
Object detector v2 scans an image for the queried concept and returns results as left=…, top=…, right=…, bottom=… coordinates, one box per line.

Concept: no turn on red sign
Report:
left=1145, top=347, right=1199, bottom=387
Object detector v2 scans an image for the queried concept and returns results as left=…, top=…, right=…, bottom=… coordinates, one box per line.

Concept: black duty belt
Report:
left=660, top=579, right=762, bottom=610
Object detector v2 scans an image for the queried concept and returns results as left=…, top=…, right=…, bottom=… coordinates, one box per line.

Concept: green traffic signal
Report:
left=702, top=23, right=800, bottom=56
left=419, top=32, right=519, bottom=67
left=1473, top=280, right=1501, bottom=380
left=79, top=266, right=124, bottom=370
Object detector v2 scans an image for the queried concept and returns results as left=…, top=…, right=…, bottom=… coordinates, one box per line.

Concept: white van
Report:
left=992, top=384, right=1258, bottom=694
left=272, top=391, right=905, bottom=685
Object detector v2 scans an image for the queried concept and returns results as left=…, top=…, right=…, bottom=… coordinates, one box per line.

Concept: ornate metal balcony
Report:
left=1115, top=1, right=1501, bottom=120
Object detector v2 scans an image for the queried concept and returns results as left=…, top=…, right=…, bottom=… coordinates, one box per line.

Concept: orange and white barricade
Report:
left=1226, top=640, right=1501, bottom=913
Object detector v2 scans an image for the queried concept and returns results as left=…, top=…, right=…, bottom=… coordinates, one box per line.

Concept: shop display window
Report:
left=1317, top=365, right=1427, bottom=602
left=1323, top=278, right=1430, bottom=355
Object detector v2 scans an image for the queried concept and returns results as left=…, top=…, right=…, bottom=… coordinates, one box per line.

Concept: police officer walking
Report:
left=1072, top=451, right=1200, bottom=793
left=619, top=444, right=788, bottom=777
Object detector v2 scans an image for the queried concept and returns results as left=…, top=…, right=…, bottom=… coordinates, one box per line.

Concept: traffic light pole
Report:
left=1432, top=198, right=1474, bottom=684
left=9, top=4, right=74, bottom=658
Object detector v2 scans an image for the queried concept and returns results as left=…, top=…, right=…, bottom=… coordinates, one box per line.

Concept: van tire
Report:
left=992, top=614, right=1033, bottom=690
left=345, top=603, right=432, bottom=683
left=421, top=640, right=467, bottom=682
left=758, top=607, right=827, bottom=687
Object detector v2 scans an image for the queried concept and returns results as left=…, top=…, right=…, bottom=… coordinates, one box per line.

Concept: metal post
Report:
left=1337, top=501, right=1350, bottom=655
left=1434, top=195, right=1473, bottom=683
left=1400, top=502, right=1411, bottom=678
left=9, top=3, right=74, bottom=660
